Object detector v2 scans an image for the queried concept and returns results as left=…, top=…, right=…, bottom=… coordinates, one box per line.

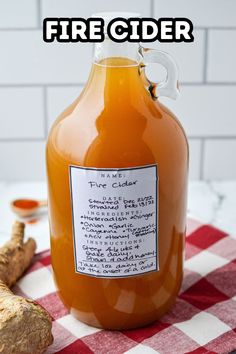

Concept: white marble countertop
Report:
left=0, top=181, right=235, bottom=252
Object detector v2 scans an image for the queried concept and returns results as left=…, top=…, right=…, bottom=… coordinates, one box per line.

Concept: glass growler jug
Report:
left=46, top=12, right=188, bottom=330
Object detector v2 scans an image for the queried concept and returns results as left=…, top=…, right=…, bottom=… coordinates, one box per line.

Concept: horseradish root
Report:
left=0, top=221, right=53, bottom=354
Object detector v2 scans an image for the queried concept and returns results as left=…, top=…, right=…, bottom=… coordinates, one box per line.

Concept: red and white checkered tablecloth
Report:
left=13, top=218, right=236, bottom=354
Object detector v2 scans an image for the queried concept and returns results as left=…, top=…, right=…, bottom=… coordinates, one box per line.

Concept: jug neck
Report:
left=82, top=39, right=146, bottom=105
left=93, top=39, right=141, bottom=65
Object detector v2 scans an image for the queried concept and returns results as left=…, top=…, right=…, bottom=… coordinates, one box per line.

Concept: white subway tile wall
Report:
left=46, top=86, right=83, bottom=129
left=160, top=86, right=236, bottom=137
left=0, top=0, right=38, bottom=28
left=148, top=30, right=205, bottom=83
left=204, top=140, right=236, bottom=179
left=207, top=30, right=236, bottom=83
left=153, top=0, right=236, bottom=27
left=0, top=142, right=46, bottom=181
left=0, top=31, right=92, bottom=84
left=0, top=0, right=235, bottom=181
left=41, top=0, right=152, bottom=18
left=0, top=87, right=44, bottom=139
left=188, top=140, right=202, bottom=180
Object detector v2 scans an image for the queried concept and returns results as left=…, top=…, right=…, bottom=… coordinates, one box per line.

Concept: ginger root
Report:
left=0, top=221, right=36, bottom=287
left=0, top=221, right=53, bottom=354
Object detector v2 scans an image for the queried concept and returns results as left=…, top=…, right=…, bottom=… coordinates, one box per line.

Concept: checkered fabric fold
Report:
left=13, top=218, right=236, bottom=354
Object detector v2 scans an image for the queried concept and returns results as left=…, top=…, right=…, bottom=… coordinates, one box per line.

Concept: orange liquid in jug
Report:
left=46, top=57, right=188, bottom=330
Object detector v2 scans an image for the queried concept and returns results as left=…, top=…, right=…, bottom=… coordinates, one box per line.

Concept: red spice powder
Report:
left=13, top=199, right=39, bottom=210
left=27, top=218, right=39, bottom=224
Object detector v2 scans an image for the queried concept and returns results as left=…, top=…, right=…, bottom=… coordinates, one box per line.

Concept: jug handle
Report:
left=140, top=47, right=179, bottom=100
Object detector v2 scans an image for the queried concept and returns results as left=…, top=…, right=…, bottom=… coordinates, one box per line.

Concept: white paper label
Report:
left=69, top=165, right=158, bottom=278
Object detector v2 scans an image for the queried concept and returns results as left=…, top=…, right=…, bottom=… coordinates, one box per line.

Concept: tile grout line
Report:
left=0, top=138, right=45, bottom=143
left=0, top=27, right=39, bottom=31
left=2, top=82, right=236, bottom=88
left=194, top=26, right=236, bottom=30
left=0, top=83, right=85, bottom=88
left=0, top=26, right=236, bottom=31
left=37, top=0, right=42, bottom=28
left=203, top=29, right=209, bottom=83
left=189, top=136, right=236, bottom=140
left=199, top=139, right=205, bottom=180
left=150, top=0, right=154, bottom=17
left=180, top=82, right=236, bottom=86
left=43, top=87, right=48, bottom=138
left=1, top=137, right=236, bottom=143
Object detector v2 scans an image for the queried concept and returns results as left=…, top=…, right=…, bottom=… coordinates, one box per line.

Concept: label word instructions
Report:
left=70, top=165, right=158, bottom=278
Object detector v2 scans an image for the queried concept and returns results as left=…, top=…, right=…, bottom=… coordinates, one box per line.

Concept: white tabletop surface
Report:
left=0, top=180, right=235, bottom=252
